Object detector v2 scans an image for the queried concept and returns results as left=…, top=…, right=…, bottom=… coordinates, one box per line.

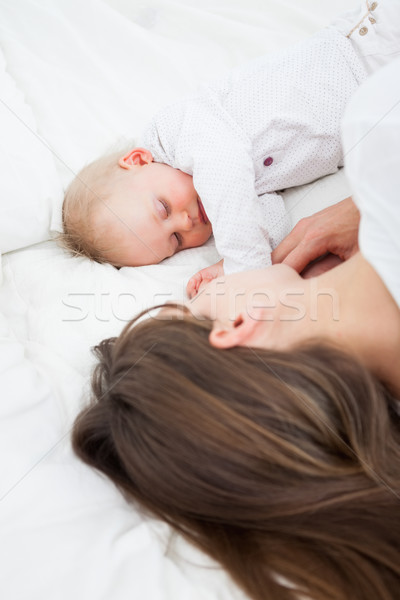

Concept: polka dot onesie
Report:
left=143, top=26, right=367, bottom=273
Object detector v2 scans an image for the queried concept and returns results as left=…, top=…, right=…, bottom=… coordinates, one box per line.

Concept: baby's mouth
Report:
left=197, top=198, right=209, bottom=225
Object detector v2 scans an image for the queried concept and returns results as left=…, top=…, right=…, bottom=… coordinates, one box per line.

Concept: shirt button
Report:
left=369, top=16, right=376, bottom=23
left=370, top=1, right=378, bottom=10
left=359, top=26, right=368, bottom=35
left=263, top=156, right=273, bottom=166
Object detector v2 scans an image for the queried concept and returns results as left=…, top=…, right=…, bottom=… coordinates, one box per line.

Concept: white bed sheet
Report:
left=0, top=1, right=358, bottom=599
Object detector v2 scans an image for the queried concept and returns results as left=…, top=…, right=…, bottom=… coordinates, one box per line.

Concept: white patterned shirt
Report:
left=143, top=26, right=367, bottom=274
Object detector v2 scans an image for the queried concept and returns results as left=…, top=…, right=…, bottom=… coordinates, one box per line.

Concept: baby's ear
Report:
left=118, top=148, right=153, bottom=168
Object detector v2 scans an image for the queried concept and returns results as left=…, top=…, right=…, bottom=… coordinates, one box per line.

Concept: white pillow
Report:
left=0, top=47, right=62, bottom=255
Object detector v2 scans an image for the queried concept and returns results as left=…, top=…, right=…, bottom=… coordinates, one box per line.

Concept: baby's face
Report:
left=94, top=159, right=212, bottom=267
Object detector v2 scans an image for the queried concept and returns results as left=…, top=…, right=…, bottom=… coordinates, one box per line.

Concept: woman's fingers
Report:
left=272, top=198, right=360, bottom=273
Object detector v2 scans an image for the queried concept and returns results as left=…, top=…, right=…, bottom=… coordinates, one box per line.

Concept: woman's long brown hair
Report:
left=72, top=305, right=400, bottom=600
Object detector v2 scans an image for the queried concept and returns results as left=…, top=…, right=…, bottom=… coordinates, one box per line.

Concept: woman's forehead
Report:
left=185, top=275, right=250, bottom=322
left=185, top=265, right=300, bottom=321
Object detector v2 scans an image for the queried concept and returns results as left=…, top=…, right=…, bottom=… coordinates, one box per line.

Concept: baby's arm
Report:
left=191, top=149, right=280, bottom=276
left=187, top=259, right=224, bottom=299
left=145, top=95, right=283, bottom=276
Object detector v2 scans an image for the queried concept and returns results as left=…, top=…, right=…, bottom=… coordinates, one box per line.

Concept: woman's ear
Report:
left=118, top=148, right=153, bottom=169
left=209, top=312, right=259, bottom=349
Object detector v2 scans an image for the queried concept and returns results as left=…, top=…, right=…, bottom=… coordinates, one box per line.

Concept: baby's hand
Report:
left=186, top=259, right=224, bottom=299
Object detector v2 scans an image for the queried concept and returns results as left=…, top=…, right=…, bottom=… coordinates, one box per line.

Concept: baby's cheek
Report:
left=191, top=227, right=212, bottom=248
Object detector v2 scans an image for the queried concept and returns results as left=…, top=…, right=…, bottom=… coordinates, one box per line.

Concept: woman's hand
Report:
left=186, top=259, right=224, bottom=299
left=272, top=197, right=360, bottom=273
left=300, top=252, right=343, bottom=278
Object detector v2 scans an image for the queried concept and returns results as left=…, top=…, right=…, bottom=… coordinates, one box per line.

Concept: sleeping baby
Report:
left=59, top=1, right=400, bottom=296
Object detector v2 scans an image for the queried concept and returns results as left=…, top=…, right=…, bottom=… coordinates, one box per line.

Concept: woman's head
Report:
left=186, top=264, right=310, bottom=350
left=186, top=254, right=400, bottom=399
left=72, top=306, right=400, bottom=600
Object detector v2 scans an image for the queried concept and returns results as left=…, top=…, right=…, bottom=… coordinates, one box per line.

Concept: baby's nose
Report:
left=179, top=211, right=193, bottom=231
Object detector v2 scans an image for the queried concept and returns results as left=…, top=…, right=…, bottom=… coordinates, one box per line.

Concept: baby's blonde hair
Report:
left=56, top=148, right=131, bottom=265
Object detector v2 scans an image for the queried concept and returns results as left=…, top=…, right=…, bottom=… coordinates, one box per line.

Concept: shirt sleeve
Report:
left=143, top=92, right=282, bottom=274
left=342, top=57, right=400, bottom=308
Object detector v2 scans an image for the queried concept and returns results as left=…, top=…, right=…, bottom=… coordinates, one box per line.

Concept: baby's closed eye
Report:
left=174, top=232, right=183, bottom=249
left=152, top=197, right=183, bottom=253
left=154, top=197, right=169, bottom=219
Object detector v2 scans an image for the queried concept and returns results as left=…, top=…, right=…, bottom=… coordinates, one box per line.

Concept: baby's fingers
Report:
left=186, top=273, right=202, bottom=299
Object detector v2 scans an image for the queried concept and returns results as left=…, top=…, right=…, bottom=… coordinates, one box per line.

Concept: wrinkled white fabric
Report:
left=0, top=1, right=378, bottom=600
